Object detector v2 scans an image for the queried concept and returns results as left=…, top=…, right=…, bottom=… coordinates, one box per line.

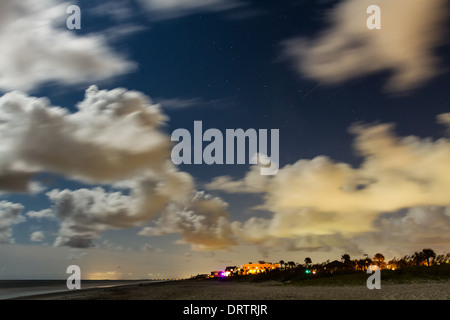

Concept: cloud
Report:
left=142, top=243, right=155, bottom=252
left=0, top=0, right=135, bottom=92
left=0, top=86, right=243, bottom=251
left=141, top=243, right=163, bottom=253
left=0, top=201, right=25, bottom=244
left=437, top=113, right=450, bottom=126
left=155, top=97, right=209, bottom=110
left=48, top=164, right=194, bottom=248
left=0, top=172, right=43, bottom=194
left=67, top=249, right=87, bottom=260
left=375, top=206, right=450, bottom=249
left=138, top=191, right=238, bottom=251
left=30, top=231, right=45, bottom=242
left=0, top=85, right=170, bottom=188
left=208, top=114, right=450, bottom=251
left=89, top=1, right=135, bottom=22
left=204, top=164, right=268, bottom=194
left=282, top=0, right=448, bottom=93
left=26, top=209, right=56, bottom=220
left=0, top=86, right=198, bottom=248
left=138, top=0, right=245, bottom=20
left=437, top=113, right=450, bottom=135
left=4, top=86, right=449, bottom=253
left=157, top=96, right=239, bottom=111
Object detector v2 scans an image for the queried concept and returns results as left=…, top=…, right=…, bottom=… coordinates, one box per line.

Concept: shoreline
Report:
left=4, top=280, right=164, bottom=300
left=9, top=278, right=449, bottom=300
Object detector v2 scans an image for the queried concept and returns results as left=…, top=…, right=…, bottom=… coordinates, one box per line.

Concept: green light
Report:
left=305, top=270, right=311, bottom=274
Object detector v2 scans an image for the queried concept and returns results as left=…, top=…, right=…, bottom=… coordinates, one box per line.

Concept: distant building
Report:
left=211, top=271, right=223, bottom=278
left=224, top=266, right=238, bottom=276
left=192, top=274, right=210, bottom=280
left=324, top=260, right=346, bottom=273
left=241, top=261, right=280, bottom=275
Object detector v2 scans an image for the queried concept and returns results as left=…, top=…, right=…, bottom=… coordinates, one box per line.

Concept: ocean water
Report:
left=0, top=280, right=159, bottom=300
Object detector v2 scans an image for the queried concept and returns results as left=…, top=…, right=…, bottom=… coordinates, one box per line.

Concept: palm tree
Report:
left=279, top=260, right=285, bottom=271
left=373, top=253, right=385, bottom=268
left=341, top=254, right=351, bottom=264
left=412, top=251, right=425, bottom=266
left=362, top=255, right=372, bottom=271
left=304, top=257, right=312, bottom=267
left=356, top=259, right=366, bottom=271
left=340, top=254, right=353, bottom=269
left=421, top=248, right=436, bottom=266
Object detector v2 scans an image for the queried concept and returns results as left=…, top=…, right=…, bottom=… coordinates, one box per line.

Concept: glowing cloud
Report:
left=209, top=114, right=450, bottom=251
left=282, top=0, right=448, bottom=93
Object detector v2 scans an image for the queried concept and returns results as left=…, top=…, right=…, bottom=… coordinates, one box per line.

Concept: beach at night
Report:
left=13, top=279, right=449, bottom=300
left=1, top=1, right=450, bottom=312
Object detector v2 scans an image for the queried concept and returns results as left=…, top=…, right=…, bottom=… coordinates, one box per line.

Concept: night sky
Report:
left=0, top=0, right=449, bottom=279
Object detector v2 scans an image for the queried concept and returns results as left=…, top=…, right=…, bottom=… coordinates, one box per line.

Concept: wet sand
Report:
left=16, top=279, right=450, bottom=300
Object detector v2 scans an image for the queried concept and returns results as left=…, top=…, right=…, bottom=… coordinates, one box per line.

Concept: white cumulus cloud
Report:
left=0, top=0, right=135, bottom=92
left=0, top=86, right=239, bottom=250
left=0, top=86, right=198, bottom=248
left=30, top=231, right=45, bottom=242
left=0, top=85, right=170, bottom=189
left=48, top=166, right=194, bottom=248
left=26, top=209, right=56, bottom=220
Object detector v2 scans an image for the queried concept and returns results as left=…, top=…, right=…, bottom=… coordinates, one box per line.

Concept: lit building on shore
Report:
left=241, top=261, right=280, bottom=275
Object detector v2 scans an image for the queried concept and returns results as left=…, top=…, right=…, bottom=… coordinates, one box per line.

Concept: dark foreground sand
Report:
left=18, top=279, right=450, bottom=300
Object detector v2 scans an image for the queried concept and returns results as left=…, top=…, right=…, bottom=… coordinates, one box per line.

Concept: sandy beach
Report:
left=16, top=279, right=450, bottom=300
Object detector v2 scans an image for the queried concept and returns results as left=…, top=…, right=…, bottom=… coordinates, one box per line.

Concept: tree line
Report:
left=277, top=248, right=449, bottom=272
